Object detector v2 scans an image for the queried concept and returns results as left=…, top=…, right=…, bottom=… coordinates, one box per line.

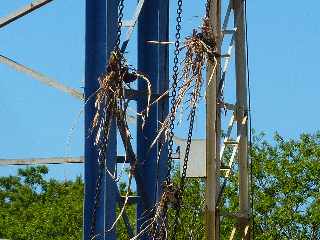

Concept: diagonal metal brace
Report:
left=120, top=0, right=145, bottom=53
left=116, top=111, right=149, bottom=208
left=0, top=54, right=83, bottom=100
left=0, top=0, right=54, bottom=29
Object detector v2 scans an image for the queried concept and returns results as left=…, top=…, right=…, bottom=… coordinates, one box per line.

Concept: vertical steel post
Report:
left=234, top=0, right=249, bottom=238
left=157, top=0, right=169, bottom=199
left=206, top=1, right=221, bottom=239
left=84, top=0, right=118, bottom=239
left=105, top=1, right=119, bottom=239
left=137, top=0, right=169, bottom=238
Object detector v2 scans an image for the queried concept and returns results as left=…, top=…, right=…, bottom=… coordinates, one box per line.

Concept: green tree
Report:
left=170, top=132, right=320, bottom=239
left=248, top=132, right=320, bottom=239
left=0, top=132, right=319, bottom=239
left=0, top=166, right=83, bottom=240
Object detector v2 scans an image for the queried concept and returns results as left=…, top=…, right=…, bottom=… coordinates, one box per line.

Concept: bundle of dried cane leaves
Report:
left=91, top=49, right=152, bottom=237
left=154, top=18, right=218, bottom=146
left=93, top=49, right=151, bottom=153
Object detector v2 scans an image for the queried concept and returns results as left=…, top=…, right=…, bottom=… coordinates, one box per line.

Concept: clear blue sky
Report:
left=1, top=0, right=320, bottom=179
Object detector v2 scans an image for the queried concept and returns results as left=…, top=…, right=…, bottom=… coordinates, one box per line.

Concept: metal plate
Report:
left=174, top=137, right=206, bottom=178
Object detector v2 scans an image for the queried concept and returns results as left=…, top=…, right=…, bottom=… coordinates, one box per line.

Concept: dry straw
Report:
left=91, top=49, right=152, bottom=239
left=149, top=17, right=219, bottom=239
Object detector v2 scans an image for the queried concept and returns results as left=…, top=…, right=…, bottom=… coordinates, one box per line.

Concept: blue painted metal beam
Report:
left=105, top=1, right=119, bottom=239
left=137, top=0, right=169, bottom=238
left=84, top=0, right=118, bottom=239
left=157, top=0, right=169, bottom=201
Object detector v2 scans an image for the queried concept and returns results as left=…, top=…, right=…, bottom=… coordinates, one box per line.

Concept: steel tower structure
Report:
left=206, top=0, right=250, bottom=239
left=84, top=0, right=169, bottom=239
left=0, top=1, right=249, bottom=239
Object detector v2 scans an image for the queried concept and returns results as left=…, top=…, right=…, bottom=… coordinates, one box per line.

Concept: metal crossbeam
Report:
left=0, top=156, right=135, bottom=166
left=0, top=0, right=53, bottom=29
left=0, top=54, right=83, bottom=100
left=0, top=156, right=83, bottom=166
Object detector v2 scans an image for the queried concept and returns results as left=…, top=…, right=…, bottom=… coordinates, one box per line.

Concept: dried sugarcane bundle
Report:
left=93, top=49, right=151, bottom=155
left=91, top=49, right=152, bottom=238
left=153, top=18, right=218, bottom=148
left=148, top=17, right=219, bottom=240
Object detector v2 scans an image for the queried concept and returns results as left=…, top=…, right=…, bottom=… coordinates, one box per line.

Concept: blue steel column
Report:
left=157, top=0, right=169, bottom=200
left=137, top=0, right=169, bottom=238
left=105, top=1, right=119, bottom=239
left=84, top=1, right=117, bottom=239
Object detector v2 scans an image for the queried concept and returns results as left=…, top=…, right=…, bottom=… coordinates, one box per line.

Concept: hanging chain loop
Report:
left=171, top=101, right=198, bottom=238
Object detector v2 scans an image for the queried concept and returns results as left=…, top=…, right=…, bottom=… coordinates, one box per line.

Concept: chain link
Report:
left=171, top=96, right=198, bottom=238
left=205, top=0, right=212, bottom=20
left=116, top=0, right=125, bottom=50
left=89, top=160, right=105, bottom=238
left=89, top=0, right=125, bottom=238
left=166, top=0, right=183, bottom=185
left=171, top=0, right=212, bottom=236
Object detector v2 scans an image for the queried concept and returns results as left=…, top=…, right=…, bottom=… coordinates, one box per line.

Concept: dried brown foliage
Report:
left=91, top=49, right=151, bottom=238
left=149, top=18, right=218, bottom=239
left=154, top=18, right=218, bottom=150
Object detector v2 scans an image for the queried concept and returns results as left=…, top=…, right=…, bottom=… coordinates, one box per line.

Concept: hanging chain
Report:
left=89, top=1, right=125, bottom=238
left=166, top=0, right=183, bottom=185
left=89, top=152, right=105, bottom=238
left=171, top=0, right=212, bottom=236
left=205, top=0, right=212, bottom=20
left=116, top=0, right=125, bottom=50
left=171, top=96, right=198, bottom=238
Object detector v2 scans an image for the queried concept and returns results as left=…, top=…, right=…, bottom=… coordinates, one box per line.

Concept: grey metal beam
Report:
left=206, top=0, right=221, bottom=239
left=0, top=54, right=83, bottom=100
left=120, top=0, right=145, bottom=52
left=0, top=156, right=135, bottom=166
left=234, top=0, right=250, bottom=238
left=0, top=0, right=53, bottom=29
left=0, top=157, right=84, bottom=166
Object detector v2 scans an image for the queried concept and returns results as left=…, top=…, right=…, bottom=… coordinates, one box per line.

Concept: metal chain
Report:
left=89, top=158, right=105, bottom=238
left=166, top=0, right=183, bottom=185
left=172, top=96, right=198, bottom=238
left=171, top=0, right=211, bottom=235
left=89, top=0, right=125, bottom=238
left=205, top=0, right=212, bottom=19
left=157, top=0, right=183, bottom=235
left=116, top=0, right=125, bottom=50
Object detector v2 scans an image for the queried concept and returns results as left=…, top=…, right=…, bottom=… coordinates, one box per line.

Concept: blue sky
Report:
left=1, top=0, right=320, bottom=180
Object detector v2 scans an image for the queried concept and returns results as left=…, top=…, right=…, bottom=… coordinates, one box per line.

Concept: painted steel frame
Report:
left=137, top=1, right=169, bottom=238
left=84, top=1, right=118, bottom=239
left=85, top=0, right=169, bottom=239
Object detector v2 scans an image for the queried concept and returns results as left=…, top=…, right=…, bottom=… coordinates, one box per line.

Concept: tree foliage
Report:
left=249, top=132, right=320, bottom=239
left=0, top=132, right=319, bottom=239
left=0, top=166, right=83, bottom=240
